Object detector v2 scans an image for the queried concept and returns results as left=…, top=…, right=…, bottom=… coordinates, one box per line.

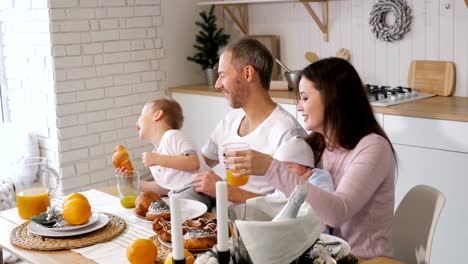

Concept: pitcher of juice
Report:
left=116, top=171, right=140, bottom=208
left=15, top=157, right=60, bottom=220
left=223, top=142, right=250, bottom=186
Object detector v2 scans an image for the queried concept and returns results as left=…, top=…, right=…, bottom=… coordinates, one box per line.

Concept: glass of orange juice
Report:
left=116, top=171, right=140, bottom=208
left=15, top=157, right=60, bottom=220
left=223, top=142, right=250, bottom=186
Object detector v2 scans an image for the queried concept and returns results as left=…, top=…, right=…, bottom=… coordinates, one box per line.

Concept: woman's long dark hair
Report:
left=299, top=57, right=396, bottom=166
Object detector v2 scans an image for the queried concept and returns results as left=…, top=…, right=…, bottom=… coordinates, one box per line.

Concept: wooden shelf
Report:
left=198, top=0, right=329, bottom=41
left=199, top=0, right=315, bottom=4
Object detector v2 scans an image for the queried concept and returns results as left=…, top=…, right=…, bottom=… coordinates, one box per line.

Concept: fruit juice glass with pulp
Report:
left=120, top=195, right=137, bottom=208
left=223, top=142, right=250, bottom=187
left=16, top=187, right=50, bottom=219
left=226, top=169, right=249, bottom=186
left=116, top=171, right=140, bottom=208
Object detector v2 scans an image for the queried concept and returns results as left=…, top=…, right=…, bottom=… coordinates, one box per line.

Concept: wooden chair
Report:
left=393, top=185, right=446, bottom=264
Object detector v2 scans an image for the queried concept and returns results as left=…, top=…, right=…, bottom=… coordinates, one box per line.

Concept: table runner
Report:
left=70, top=190, right=171, bottom=264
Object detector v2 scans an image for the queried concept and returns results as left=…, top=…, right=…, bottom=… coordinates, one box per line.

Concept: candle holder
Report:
left=216, top=248, right=231, bottom=264
left=172, top=258, right=186, bottom=264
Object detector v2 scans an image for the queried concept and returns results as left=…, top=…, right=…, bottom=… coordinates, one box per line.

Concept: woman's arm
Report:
left=266, top=137, right=395, bottom=227
left=142, top=152, right=200, bottom=171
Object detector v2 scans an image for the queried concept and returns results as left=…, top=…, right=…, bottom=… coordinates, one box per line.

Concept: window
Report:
left=0, top=25, right=6, bottom=124
left=0, top=84, right=4, bottom=123
left=0, top=84, right=6, bottom=123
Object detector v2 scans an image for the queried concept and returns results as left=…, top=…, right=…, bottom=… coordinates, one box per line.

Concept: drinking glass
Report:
left=15, top=157, right=60, bottom=220
left=116, top=171, right=140, bottom=208
left=223, top=142, right=250, bottom=186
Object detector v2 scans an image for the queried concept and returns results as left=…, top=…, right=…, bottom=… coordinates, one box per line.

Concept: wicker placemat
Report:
left=10, top=213, right=126, bottom=251
left=152, top=236, right=172, bottom=264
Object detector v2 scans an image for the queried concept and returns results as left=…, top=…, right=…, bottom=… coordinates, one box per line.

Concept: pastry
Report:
left=112, top=145, right=134, bottom=171
left=157, top=219, right=173, bottom=242
left=183, top=228, right=217, bottom=250
left=135, top=192, right=161, bottom=217
left=152, top=216, right=218, bottom=250
left=146, top=199, right=170, bottom=221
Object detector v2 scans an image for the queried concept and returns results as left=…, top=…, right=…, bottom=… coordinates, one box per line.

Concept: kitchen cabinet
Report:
left=384, top=115, right=468, bottom=153
left=172, top=92, right=231, bottom=175
left=384, top=114, right=468, bottom=264
left=375, top=113, right=383, bottom=127
left=172, top=92, right=231, bottom=151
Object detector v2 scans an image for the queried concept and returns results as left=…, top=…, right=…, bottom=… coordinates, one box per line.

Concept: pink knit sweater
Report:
left=265, top=133, right=395, bottom=259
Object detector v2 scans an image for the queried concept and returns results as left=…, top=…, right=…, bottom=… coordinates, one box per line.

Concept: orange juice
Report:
left=226, top=169, right=249, bottom=186
left=120, top=195, right=136, bottom=208
left=16, top=187, right=50, bottom=220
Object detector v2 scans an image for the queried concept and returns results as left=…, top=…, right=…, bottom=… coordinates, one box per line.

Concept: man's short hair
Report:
left=220, top=37, right=273, bottom=90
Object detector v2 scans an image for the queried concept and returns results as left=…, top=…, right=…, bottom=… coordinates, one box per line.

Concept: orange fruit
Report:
left=63, top=192, right=88, bottom=207
left=127, top=238, right=158, bottom=264
left=62, top=198, right=91, bottom=225
left=164, top=250, right=195, bottom=264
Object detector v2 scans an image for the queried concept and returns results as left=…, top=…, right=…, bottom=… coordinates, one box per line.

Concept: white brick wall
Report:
left=1, top=0, right=165, bottom=193
left=50, top=0, right=164, bottom=192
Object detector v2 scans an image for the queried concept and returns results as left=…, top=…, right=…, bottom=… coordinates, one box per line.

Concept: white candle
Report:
left=170, top=194, right=184, bottom=260
left=216, top=181, right=229, bottom=252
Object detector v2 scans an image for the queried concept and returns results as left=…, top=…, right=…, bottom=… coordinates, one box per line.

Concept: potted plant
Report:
left=187, top=5, right=230, bottom=86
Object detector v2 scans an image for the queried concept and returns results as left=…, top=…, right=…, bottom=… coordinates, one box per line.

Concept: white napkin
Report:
left=235, top=196, right=324, bottom=264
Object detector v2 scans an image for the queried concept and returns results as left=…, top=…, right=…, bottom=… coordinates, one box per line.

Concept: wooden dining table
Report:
left=0, top=186, right=404, bottom=264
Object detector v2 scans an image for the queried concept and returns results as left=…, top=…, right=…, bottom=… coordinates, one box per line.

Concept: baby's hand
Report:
left=115, top=166, right=127, bottom=174
left=141, top=152, right=159, bottom=167
left=301, top=168, right=313, bottom=181
left=115, top=166, right=132, bottom=178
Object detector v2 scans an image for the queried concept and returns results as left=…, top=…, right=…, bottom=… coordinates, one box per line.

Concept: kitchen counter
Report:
left=169, top=84, right=468, bottom=122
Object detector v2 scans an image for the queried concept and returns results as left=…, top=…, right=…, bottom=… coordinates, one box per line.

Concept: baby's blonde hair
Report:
left=145, top=97, right=184, bottom=129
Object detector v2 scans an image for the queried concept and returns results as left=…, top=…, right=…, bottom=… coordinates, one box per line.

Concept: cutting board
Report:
left=408, top=60, right=455, bottom=96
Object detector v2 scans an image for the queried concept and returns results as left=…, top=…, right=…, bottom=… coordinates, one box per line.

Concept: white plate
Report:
left=33, top=213, right=100, bottom=232
left=320, top=234, right=351, bottom=259
left=133, top=198, right=207, bottom=222
left=28, top=213, right=109, bottom=237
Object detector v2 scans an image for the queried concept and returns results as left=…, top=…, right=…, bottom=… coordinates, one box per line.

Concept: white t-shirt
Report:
left=149, top=129, right=201, bottom=190
left=202, top=105, right=307, bottom=195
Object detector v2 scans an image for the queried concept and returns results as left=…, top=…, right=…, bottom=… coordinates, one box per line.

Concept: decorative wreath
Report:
left=369, top=0, right=412, bottom=42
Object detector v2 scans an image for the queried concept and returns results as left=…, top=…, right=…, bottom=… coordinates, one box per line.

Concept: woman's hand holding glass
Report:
left=224, top=148, right=273, bottom=177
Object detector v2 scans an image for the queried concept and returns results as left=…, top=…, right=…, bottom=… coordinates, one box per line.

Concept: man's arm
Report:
left=203, top=154, right=219, bottom=168
left=227, top=185, right=262, bottom=203
left=194, top=170, right=262, bottom=203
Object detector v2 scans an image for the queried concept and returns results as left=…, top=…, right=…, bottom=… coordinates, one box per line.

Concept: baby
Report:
left=122, top=97, right=211, bottom=207
left=268, top=137, right=334, bottom=198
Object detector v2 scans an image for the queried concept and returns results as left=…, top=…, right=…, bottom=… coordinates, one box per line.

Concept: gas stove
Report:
left=365, top=84, right=435, bottom=107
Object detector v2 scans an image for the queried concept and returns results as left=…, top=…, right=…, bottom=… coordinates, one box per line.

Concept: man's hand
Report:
left=193, top=170, right=222, bottom=197
left=224, top=148, right=273, bottom=177
left=141, top=152, right=159, bottom=167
